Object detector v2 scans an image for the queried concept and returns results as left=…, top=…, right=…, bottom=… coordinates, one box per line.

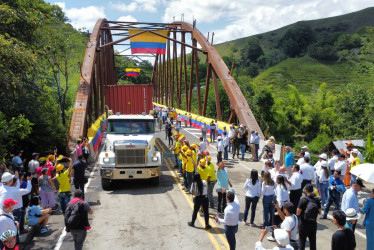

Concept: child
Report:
left=26, top=196, right=52, bottom=233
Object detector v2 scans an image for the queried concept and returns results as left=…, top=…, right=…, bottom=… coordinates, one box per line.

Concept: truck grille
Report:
left=115, top=148, right=146, bottom=166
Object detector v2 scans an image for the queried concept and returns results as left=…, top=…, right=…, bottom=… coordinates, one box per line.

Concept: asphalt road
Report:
left=21, top=124, right=369, bottom=249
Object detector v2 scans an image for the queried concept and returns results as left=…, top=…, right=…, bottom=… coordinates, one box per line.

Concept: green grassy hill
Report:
left=214, top=7, right=374, bottom=58
left=251, top=56, right=374, bottom=96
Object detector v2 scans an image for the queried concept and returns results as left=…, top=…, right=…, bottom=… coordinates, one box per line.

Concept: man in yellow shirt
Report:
left=171, top=135, right=181, bottom=170
left=54, top=158, right=73, bottom=214
left=350, top=149, right=361, bottom=185
left=206, top=156, right=217, bottom=208
left=195, top=159, right=209, bottom=182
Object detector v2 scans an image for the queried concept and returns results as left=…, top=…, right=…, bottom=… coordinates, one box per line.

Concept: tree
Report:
left=279, top=24, right=315, bottom=57
left=240, top=37, right=264, bottom=67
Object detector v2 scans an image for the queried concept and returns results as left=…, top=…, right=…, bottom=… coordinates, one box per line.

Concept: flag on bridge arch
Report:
left=125, top=68, right=141, bottom=77
left=129, top=29, right=168, bottom=54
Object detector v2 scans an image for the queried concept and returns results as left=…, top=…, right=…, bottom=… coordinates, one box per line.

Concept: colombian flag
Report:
left=178, top=133, right=186, bottom=142
left=126, top=68, right=141, bottom=77
left=129, top=29, right=168, bottom=54
left=205, top=138, right=211, bottom=146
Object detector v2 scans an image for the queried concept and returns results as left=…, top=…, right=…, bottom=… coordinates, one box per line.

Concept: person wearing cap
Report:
left=183, top=150, right=195, bottom=192
left=350, top=149, right=361, bottom=185
left=296, top=184, right=321, bottom=250
left=341, top=179, right=364, bottom=224
left=215, top=190, right=240, bottom=250
left=320, top=170, right=345, bottom=220
left=328, top=149, right=339, bottom=175
left=0, top=199, right=18, bottom=248
left=314, top=153, right=327, bottom=190
left=255, top=228, right=293, bottom=250
left=301, top=146, right=308, bottom=153
left=28, top=153, right=40, bottom=195
left=11, top=151, right=25, bottom=173
left=361, top=188, right=374, bottom=250
left=284, top=146, right=294, bottom=177
left=345, top=208, right=360, bottom=232
left=206, top=157, right=217, bottom=208
left=318, top=161, right=330, bottom=207
left=331, top=210, right=356, bottom=250
left=299, top=153, right=314, bottom=190
left=216, top=136, right=224, bottom=164
left=346, top=141, right=363, bottom=163
left=286, top=165, right=303, bottom=208
left=54, top=158, right=73, bottom=214
left=216, top=162, right=233, bottom=214
left=0, top=229, right=17, bottom=250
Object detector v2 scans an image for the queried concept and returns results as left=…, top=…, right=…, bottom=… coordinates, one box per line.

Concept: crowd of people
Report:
left=0, top=139, right=93, bottom=250
left=156, top=106, right=373, bottom=250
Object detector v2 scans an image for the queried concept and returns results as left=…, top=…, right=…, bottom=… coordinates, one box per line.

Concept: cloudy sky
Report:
left=49, top=0, right=373, bottom=44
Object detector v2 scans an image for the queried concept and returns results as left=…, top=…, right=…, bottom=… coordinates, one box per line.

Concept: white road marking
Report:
left=54, top=163, right=98, bottom=250
left=326, top=214, right=366, bottom=239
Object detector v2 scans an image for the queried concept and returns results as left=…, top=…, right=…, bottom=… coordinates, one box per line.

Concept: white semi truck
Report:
left=99, top=113, right=162, bottom=189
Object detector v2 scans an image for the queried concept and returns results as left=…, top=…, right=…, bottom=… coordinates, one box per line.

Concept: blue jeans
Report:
left=263, top=195, right=274, bottom=227
left=240, top=144, right=246, bottom=160
left=319, top=182, right=329, bottom=205
left=224, top=146, right=228, bottom=160
left=186, top=171, right=193, bottom=190
left=208, top=181, right=216, bottom=206
left=174, top=154, right=180, bottom=168
left=244, top=196, right=259, bottom=224
left=225, top=225, right=238, bottom=250
left=58, top=192, right=71, bottom=213
left=315, top=174, right=320, bottom=190
left=323, top=192, right=340, bottom=216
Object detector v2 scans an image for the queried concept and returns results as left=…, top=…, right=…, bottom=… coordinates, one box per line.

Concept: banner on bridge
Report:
left=125, top=68, right=141, bottom=76
left=129, top=29, right=168, bottom=55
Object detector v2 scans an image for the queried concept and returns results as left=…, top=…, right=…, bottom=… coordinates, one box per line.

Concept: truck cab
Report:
left=99, top=113, right=162, bottom=189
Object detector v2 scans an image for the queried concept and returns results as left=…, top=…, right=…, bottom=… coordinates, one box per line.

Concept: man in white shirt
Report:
left=328, top=149, right=339, bottom=175
left=300, top=153, right=314, bottom=190
left=250, top=130, right=256, bottom=160
left=223, top=131, right=229, bottom=161
left=285, top=165, right=303, bottom=208
left=28, top=153, right=40, bottom=195
left=228, top=124, right=235, bottom=153
left=296, top=152, right=305, bottom=166
left=334, top=154, right=347, bottom=180
left=254, top=131, right=261, bottom=161
left=0, top=173, right=32, bottom=210
left=301, top=146, right=308, bottom=153
left=177, top=114, right=182, bottom=127
left=215, top=190, right=240, bottom=250
left=216, top=136, right=224, bottom=164
left=199, top=137, right=207, bottom=154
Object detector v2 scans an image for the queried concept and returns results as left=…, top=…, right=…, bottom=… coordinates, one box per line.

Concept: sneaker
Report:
left=40, top=227, right=50, bottom=234
left=182, top=187, right=185, bottom=190
left=250, top=223, right=256, bottom=227
left=205, top=225, right=212, bottom=230
left=188, top=222, right=194, bottom=227
left=319, top=215, right=327, bottom=219
left=267, top=236, right=276, bottom=242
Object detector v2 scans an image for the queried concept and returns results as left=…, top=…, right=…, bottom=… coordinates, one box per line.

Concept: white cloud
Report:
left=162, top=0, right=374, bottom=43
left=118, top=15, right=137, bottom=22
left=109, top=0, right=158, bottom=13
left=53, top=2, right=65, bottom=11
left=65, top=6, right=106, bottom=31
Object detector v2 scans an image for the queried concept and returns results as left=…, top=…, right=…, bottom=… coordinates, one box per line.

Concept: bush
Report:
left=308, top=132, right=331, bottom=154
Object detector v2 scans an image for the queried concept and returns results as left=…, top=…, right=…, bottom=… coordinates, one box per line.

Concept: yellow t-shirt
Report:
left=351, top=156, right=360, bottom=169
left=56, top=170, right=70, bottom=192
left=169, top=112, right=174, bottom=119
left=174, top=141, right=180, bottom=154
left=207, top=163, right=217, bottom=181
left=197, top=166, right=209, bottom=181
left=185, top=157, right=194, bottom=173
left=192, top=151, right=197, bottom=164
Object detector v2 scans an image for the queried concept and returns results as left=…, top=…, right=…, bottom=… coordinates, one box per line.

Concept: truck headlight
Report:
left=105, top=169, right=112, bottom=177
left=152, top=156, right=158, bottom=162
left=103, top=157, right=110, bottom=163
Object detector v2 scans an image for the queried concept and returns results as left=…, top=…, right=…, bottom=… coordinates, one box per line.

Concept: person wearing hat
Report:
left=346, top=141, right=363, bottom=163
left=320, top=170, right=345, bottom=220
left=361, top=188, right=374, bottom=250
left=216, top=136, right=224, bottom=164
left=215, top=190, right=240, bottom=250
left=206, top=157, right=217, bottom=208
left=284, top=146, right=294, bottom=177
left=350, top=149, right=361, bottom=184
left=296, top=184, right=321, bottom=250
left=255, top=228, right=293, bottom=250
left=0, top=199, right=18, bottom=248
left=11, top=151, right=25, bottom=173
left=273, top=201, right=299, bottom=249
left=341, top=179, right=364, bottom=232
left=299, top=153, right=314, bottom=190
left=331, top=210, right=356, bottom=250
left=345, top=208, right=360, bottom=232
left=183, top=150, right=195, bottom=192
left=54, top=158, right=73, bottom=214
left=314, top=153, right=327, bottom=191
left=28, top=153, right=40, bottom=196
left=301, top=146, right=308, bottom=153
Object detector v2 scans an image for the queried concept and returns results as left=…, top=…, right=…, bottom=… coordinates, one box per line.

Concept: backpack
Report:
left=303, top=196, right=319, bottom=223
left=65, top=200, right=85, bottom=230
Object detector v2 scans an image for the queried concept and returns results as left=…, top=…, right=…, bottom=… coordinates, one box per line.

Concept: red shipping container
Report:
left=105, top=85, right=153, bottom=115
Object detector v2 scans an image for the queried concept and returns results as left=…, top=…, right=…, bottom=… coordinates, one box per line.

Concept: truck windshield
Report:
left=107, top=119, right=155, bottom=134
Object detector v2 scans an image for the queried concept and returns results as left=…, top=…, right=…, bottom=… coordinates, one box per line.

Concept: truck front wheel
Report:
left=101, top=178, right=111, bottom=190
